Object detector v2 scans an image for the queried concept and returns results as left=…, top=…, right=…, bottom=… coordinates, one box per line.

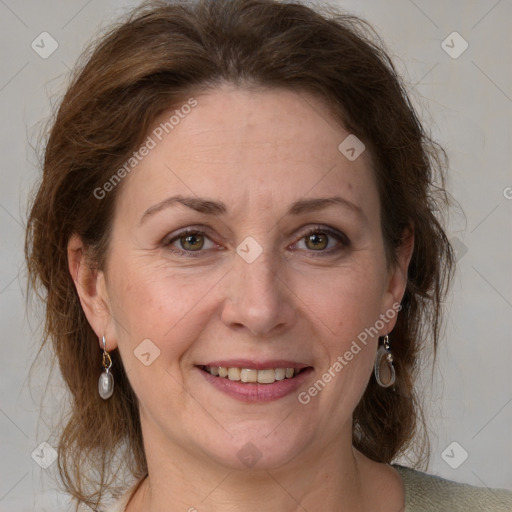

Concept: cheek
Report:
left=107, top=257, right=225, bottom=368
left=304, top=275, right=380, bottom=427
left=301, top=260, right=388, bottom=341
left=297, top=259, right=387, bottom=405
left=107, top=270, right=208, bottom=413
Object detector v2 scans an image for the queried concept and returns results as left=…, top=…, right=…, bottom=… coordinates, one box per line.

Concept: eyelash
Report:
left=162, top=225, right=350, bottom=258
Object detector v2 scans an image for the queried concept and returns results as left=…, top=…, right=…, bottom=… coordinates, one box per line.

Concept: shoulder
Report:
left=392, top=464, right=512, bottom=512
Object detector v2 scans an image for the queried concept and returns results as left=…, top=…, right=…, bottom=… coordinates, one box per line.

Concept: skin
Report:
left=68, top=85, right=413, bottom=511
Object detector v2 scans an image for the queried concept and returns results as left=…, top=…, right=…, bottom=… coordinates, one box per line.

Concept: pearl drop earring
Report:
left=98, top=335, right=114, bottom=399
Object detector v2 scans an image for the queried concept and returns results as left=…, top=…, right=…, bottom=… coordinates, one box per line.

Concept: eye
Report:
left=162, top=225, right=348, bottom=257
left=292, top=226, right=349, bottom=254
left=163, top=228, right=218, bottom=255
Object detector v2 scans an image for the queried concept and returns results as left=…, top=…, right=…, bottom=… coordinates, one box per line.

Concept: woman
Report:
left=25, top=0, right=512, bottom=511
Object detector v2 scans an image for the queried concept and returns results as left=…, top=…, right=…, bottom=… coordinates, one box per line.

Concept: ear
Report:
left=379, top=225, right=414, bottom=334
left=67, top=234, right=117, bottom=351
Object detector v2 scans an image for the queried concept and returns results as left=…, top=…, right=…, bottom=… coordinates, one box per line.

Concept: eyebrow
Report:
left=140, top=195, right=226, bottom=224
left=140, top=194, right=364, bottom=224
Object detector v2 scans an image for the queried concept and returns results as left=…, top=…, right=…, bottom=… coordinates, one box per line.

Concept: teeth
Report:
left=274, top=368, right=286, bottom=381
left=240, top=368, right=258, bottom=383
left=205, top=366, right=298, bottom=384
left=257, top=369, right=276, bottom=384
left=227, top=367, right=241, bottom=381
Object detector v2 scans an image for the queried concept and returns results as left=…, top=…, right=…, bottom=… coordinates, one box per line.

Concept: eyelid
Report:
left=296, top=224, right=349, bottom=242
left=163, top=224, right=215, bottom=243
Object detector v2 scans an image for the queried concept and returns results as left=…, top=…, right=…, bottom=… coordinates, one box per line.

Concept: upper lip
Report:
left=198, top=359, right=311, bottom=370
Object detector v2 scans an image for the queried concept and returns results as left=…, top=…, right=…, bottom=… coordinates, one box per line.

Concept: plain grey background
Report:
left=0, top=0, right=511, bottom=509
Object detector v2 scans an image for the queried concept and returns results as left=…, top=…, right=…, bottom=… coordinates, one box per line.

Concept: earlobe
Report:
left=67, top=234, right=115, bottom=349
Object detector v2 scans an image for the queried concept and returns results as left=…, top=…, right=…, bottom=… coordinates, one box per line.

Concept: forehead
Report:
left=114, top=85, right=379, bottom=221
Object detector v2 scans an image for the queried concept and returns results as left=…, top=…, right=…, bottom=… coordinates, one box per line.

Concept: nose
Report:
left=220, top=250, right=297, bottom=338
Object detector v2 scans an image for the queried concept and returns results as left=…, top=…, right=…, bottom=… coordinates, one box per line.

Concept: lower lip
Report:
left=197, top=367, right=313, bottom=403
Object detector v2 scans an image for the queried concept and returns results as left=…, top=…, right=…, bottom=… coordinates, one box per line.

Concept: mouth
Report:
left=195, top=360, right=313, bottom=402
left=198, top=365, right=309, bottom=384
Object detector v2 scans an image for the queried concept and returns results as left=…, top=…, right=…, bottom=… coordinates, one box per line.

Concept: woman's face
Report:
left=93, top=85, right=409, bottom=470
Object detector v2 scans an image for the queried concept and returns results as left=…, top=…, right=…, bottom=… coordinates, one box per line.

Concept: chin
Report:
left=199, top=420, right=314, bottom=471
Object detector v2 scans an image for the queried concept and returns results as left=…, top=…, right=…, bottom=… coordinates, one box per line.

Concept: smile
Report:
left=196, top=362, right=313, bottom=402
left=200, top=365, right=306, bottom=384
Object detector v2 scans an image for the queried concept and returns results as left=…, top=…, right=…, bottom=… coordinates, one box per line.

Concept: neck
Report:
left=128, top=424, right=379, bottom=512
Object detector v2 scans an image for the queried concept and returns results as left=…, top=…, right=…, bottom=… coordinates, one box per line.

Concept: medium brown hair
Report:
left=25, top=0, right=454, bottom=508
